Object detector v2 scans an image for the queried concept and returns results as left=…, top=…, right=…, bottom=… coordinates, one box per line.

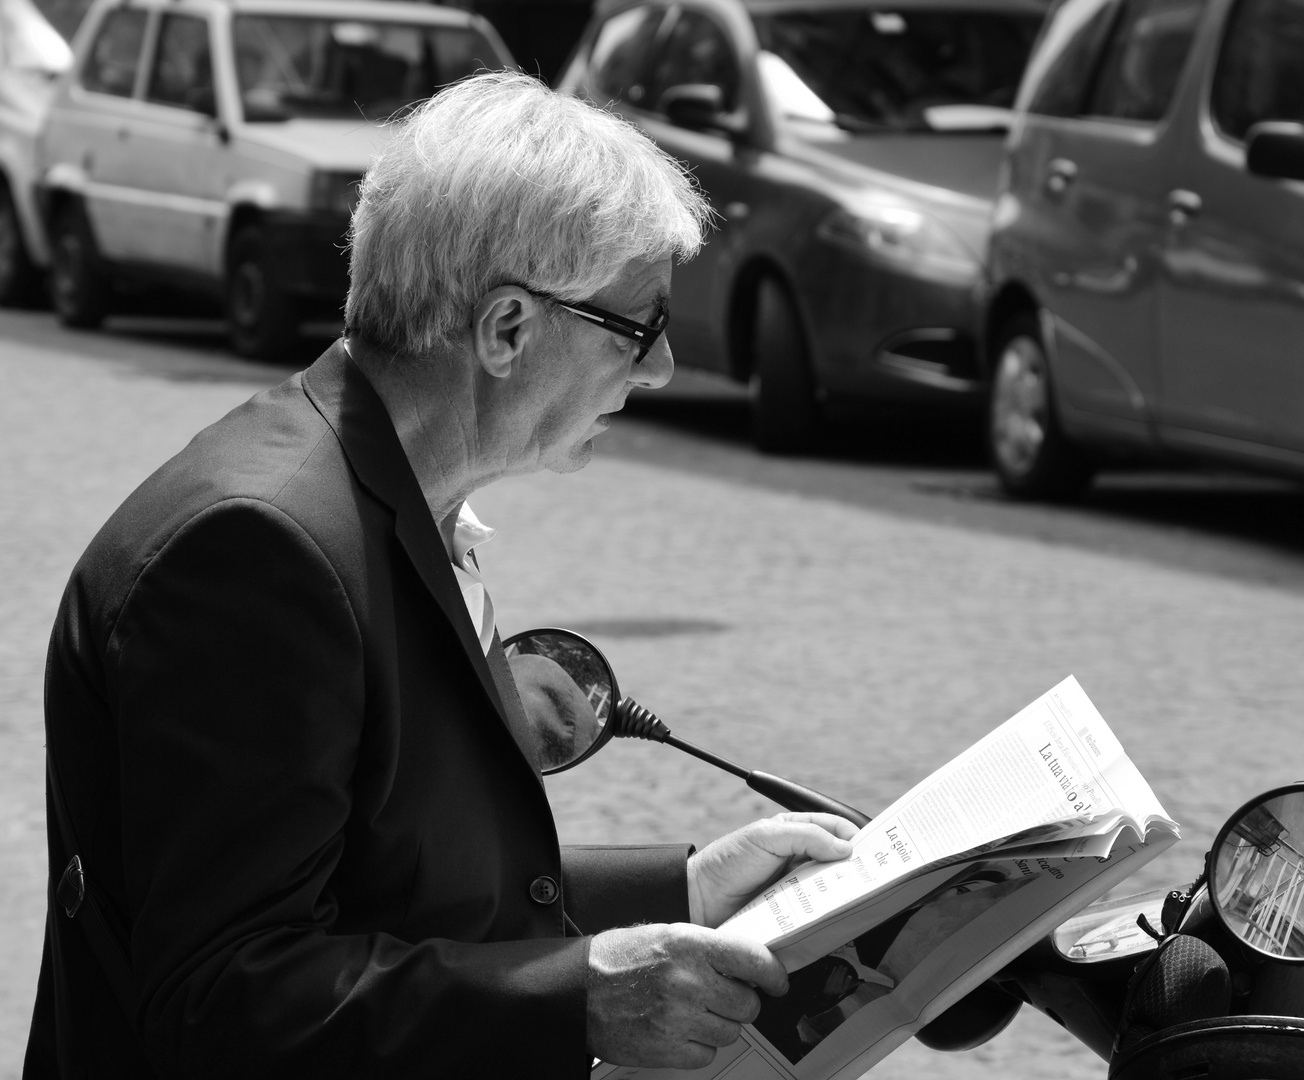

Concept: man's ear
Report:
left=470, top=286, right=543, bottom=378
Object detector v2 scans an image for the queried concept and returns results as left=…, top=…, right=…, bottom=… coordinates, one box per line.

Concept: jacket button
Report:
left=529, top=875, right=559, bottom=905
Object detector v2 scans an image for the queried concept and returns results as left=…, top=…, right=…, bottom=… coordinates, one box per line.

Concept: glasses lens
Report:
left=635, top=309, right=670, bottom=364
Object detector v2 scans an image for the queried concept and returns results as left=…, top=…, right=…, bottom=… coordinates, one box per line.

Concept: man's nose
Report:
left=630, top=336, right=673, bottom=389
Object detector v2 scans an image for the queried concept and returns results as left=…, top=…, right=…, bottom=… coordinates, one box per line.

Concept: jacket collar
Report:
left=299, top=340, right=540, bottom=773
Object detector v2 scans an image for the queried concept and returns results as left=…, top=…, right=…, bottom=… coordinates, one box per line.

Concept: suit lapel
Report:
left=300, top=342, right=541, bottom=776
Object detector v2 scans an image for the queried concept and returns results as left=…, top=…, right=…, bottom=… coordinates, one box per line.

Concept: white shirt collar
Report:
left=449, top=502, right=496, bottom=655
left=451, top=501, right=496, bottom=571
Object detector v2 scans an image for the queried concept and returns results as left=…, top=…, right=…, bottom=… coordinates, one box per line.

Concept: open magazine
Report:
left=593, top=675, right=1179, bottom=1080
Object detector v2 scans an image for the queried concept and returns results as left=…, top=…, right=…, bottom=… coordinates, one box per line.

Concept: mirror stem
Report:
left=614, top=698, right=871, bottom=828
left=663, top=733, right=751, bottom=781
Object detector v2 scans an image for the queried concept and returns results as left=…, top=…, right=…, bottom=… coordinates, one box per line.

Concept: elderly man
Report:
left=25, top=72, right=854, bottom=1079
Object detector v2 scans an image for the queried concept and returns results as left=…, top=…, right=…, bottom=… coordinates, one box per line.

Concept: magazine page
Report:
left=723, top=675, right=1177, bottom=970
left=748, top=829, right=1177, bottom=1080
left=592, top=676, right=1179, bottom=1079
left=591, top=830, right=1178, bottom=1080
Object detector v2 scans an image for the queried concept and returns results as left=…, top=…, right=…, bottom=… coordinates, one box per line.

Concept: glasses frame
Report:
left=528, top=290, right=669, bottom=364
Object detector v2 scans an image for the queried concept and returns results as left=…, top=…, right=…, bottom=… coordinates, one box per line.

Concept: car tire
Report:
left=988, top=312, right=1094, bottom=500
left=749, top=276, right=819, bottom=453
left=0, top=180, right=44, bottom=308
left=48, top=202, right=110, bottom=328
left=226, top=225, right=300, bottom=360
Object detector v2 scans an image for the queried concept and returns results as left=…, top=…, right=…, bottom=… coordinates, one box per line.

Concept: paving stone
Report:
left=4, top=330, right=1302, bottom=1079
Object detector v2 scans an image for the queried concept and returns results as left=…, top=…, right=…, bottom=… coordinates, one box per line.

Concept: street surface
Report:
left=2, top=308, right=1303, bottom=1078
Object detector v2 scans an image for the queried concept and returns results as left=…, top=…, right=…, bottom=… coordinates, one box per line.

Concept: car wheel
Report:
left=226, top=225, right=300, bottom=360
left=0, top=181, right=43, bottom=308
left=48, top=202, right=110, bottom=328
left=749, top=276, right=819, bottom=453
left=988, top=312, right=1093, bottom=500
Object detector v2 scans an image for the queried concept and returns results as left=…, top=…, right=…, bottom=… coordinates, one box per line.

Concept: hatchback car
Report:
left=558, top=0, right=1049, bottom=451
left=36, top=0, right=512, bottom=358
left=982, top=0, right=1304, bottom=497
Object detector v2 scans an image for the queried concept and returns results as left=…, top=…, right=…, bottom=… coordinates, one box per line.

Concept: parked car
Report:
left=558, top=0, right=1050, bottom=450
left=36, top=0, right=512, bottom=358
left=0, top=0, right=71, bottom=305
left=981, top=0, right=1304, bottom=497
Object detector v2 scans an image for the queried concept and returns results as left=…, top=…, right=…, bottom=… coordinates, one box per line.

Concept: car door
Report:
left=1156, top=0, right=1304, bottom=457
left=1021, top=0, right=1206, bottom=434
left=114, top=8, right=227, bottom=275
left=62, top=4, right=150, bottom=259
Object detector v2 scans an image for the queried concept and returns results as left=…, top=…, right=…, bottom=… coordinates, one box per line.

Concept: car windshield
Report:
left=232, top=15, right=501, bottom=121
left=752, top=6, right=1044, bottom=133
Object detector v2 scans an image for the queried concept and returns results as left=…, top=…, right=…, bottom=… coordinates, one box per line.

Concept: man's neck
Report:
left=345, top=337, right=503, bottom=551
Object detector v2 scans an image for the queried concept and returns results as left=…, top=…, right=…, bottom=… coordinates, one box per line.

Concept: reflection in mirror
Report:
left=1213, top=786, right=1304, bottom=961
left=503, top=630, right=616, bottom=773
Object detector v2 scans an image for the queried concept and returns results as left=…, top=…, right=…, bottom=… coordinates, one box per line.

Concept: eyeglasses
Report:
left=528, top=290, right=670, bottom=364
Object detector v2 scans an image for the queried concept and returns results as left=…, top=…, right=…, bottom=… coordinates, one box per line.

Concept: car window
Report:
left=1023, top=0, right=1121, bottom=118
left=79, top=6, right=148, bottom=97
left=589, top=5, right=667, bottom=106
left=146, top=14, right=215, bottom=114
left=644, top=9, right=740, bottom=113
left=752, top=7, right=1043, bottom=133
left=1083, top=0, right=1206, bottom=121
left=1210, top=0, right=1304, bottom=141
left=232, top=15, right=504, bottom=122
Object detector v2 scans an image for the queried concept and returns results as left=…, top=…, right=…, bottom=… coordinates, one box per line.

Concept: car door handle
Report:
left=1167, top=188, right=1202, bottom=225
left=1046, top=158, right=1078, bottom=195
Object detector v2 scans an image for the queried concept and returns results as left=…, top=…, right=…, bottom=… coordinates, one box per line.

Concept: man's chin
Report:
left=544, top=439, right=594, bottom=475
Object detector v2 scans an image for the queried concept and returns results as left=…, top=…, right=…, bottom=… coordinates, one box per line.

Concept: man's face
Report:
left=523, top=256, right=674, bottom=474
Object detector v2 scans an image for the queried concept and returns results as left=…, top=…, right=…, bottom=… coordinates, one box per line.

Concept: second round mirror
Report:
left=1212, top=783, right=1304, bottom=961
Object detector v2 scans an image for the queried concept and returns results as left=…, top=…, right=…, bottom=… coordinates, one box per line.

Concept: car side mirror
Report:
left=1245, top=121, right=1304, bottom=184
left=659, top=82, right=748, bottom=139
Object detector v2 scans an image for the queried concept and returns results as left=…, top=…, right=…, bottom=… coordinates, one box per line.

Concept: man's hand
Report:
left=586, top=923, right=788, bottom=1069
left=689, top=812, right=859, bottom=928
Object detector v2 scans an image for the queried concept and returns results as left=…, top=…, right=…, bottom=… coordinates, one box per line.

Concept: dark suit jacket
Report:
left=25, top=341, right=691, bottom=1079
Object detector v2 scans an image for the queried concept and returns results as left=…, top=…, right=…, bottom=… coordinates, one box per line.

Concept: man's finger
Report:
left=706, top=931, right=789, bottom=997
left=750, top=819, right=855, bottom=863
left=700, top=969, right=764, bottom=1024
left=780, top=811, right=862, bottom=842
left=691, top=1010, right=747, bottom=1046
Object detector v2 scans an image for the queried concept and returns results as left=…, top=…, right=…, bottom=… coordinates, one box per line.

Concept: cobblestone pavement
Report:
left=4, top=317, right=1304, bottom=1079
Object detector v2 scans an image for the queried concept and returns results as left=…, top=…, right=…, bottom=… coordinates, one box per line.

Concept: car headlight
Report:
left=817, top=203, right=981, bottom=283
left=310, top=170, right=364, bottom=216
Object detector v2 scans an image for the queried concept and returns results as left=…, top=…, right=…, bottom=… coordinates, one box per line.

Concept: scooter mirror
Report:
left=503, top=628, right=619, bottom=774
left=504, top=628, right=870, bottom=824
left=1210, top=782, right=1304, bottom=962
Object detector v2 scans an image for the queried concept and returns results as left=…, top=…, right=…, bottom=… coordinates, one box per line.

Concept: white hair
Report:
left=344, top=71, right=712, bottom=357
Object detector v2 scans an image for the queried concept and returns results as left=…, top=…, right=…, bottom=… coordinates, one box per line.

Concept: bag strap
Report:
left=46, top=754, right=138, bottom=1020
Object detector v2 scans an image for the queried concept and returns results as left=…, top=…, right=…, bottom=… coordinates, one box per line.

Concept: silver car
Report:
left=982, top=0, right=1304, bottom=497
left=36, top=0, right=512, bottom=358
left=0, top=0, right=71, bottom=305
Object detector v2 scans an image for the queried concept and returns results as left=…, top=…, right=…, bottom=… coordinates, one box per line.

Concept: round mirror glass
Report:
left=1211, top=783, right=1304, bottom=962
left=503, top=628, right=618, bottom=774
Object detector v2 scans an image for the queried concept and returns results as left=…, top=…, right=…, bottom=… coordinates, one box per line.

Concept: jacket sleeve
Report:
left=94, top=499, right=591, bottom=1080
left=561, top=845, right=693, bottom=935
